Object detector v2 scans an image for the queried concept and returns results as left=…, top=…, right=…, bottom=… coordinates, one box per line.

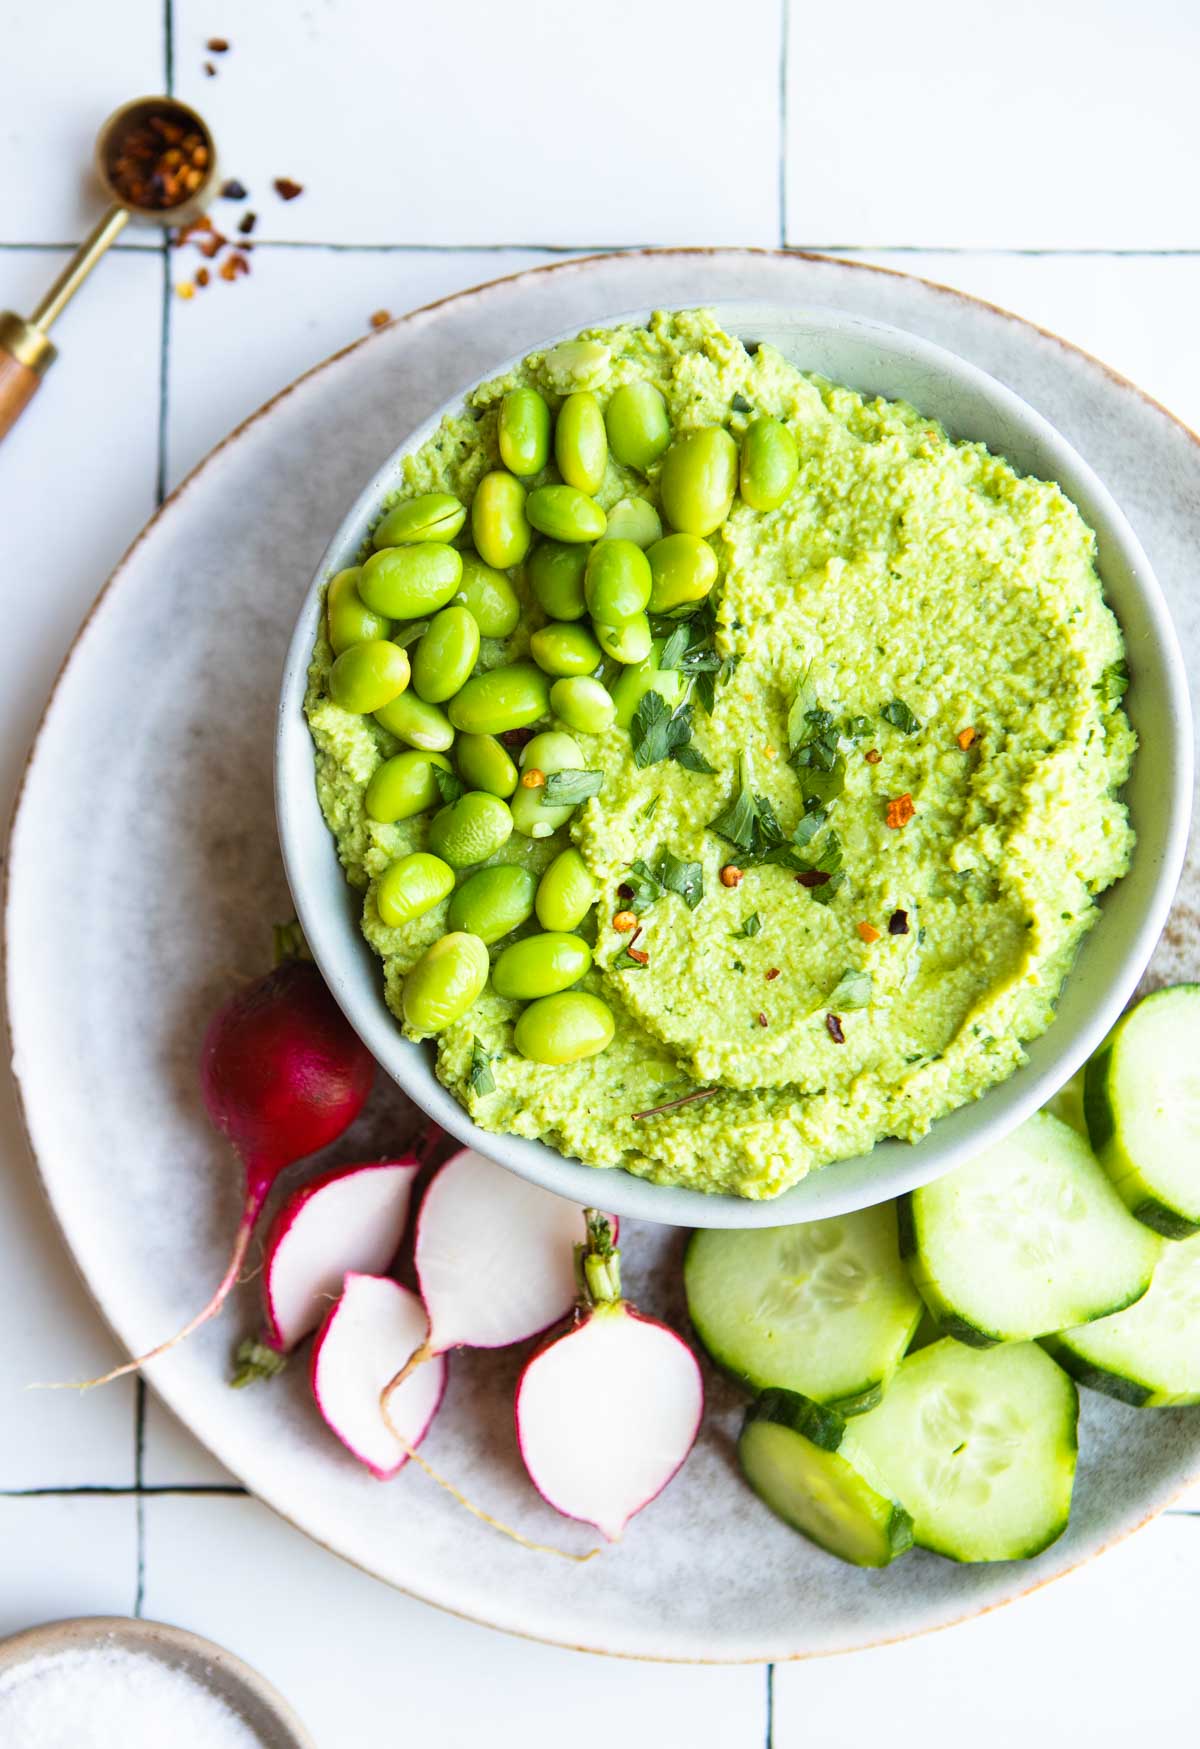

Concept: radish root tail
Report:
left=382, top=1339, right=433, bottom=1396
left=380, top=1385, right=599, bottom=1564
left=32, top=1212, right=259, bottom=1392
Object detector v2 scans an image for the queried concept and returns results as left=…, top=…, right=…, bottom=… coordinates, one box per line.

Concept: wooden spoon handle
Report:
left=0, top=346, right=42, bottom=441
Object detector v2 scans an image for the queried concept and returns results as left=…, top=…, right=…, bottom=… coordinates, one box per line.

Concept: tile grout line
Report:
left=2, top=1485, right=248, bottom=1498
left=777, top=0, right=789, bottom=248
left=6, top=238, right=1200, bottom=258
left=765, top=1662, right=775, bottom=1746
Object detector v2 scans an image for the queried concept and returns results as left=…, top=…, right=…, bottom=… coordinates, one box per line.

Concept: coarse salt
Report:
left=0, top=1642, right=265, bottom=1748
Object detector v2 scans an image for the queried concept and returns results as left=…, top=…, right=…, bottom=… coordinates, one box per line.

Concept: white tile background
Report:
left=2, top=2, right=1198, bottom=1743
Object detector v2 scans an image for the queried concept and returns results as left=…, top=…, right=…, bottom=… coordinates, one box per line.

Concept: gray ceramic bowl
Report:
left=0, top=1616, right=314, bottom=1746
left=276, top=303, right=1193, bottom=1227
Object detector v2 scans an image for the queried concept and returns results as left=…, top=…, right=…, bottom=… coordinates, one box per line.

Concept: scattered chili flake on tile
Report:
left=274, top=177, right=304, bottom=201
left=756, top=1011, right=769, bottom=1027
left=857, top=922, right=880, bottom=944
left=176, top=281, right=194, bottom=300
left=219, top=178, right=248, bottom=201
left=825, top=1013, right=846, bottom=1044
left=765, top=967, right=780, bottom=981
left=207, top=36, right=230, bottom=51
left=238, top=211, right=257, bottom=236
left=198, top=229, right=227, bottom=259
left=864, top=748, right=882, bottom=765
left=203, top=61, right=216, bottom=76
left=885, top=793, right=915, bottom=830
left=888, top=909, right=909, bottom=936
left=957, top=726, right=977, bottom=750
left=370, top=309, right=392, bottom=330
left=795, top=870, right=830, bottom=888
left=195, top=266, right=210, bottom=288
left=174, top=215, right=212, bottom=247
left=218, top=250, right=251, bottom=282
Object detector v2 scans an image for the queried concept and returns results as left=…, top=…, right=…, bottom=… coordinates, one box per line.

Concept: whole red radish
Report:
left=515, top=1211, right=703, bottom=1542
left=232, top=1158, right=419, bottom=1386
left=77, top=928, right=375, bottom=1387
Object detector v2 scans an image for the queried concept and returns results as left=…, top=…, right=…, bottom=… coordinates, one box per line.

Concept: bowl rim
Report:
left=276, top=300, right=1194, bottom=1227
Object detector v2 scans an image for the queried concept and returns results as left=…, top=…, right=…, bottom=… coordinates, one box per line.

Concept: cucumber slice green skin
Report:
left=1084, top=985, right=1200, bottom=1240
left=739, top=1389, right=914, bottom=1569
left=849, top=1339, right=1079, bottom=1563
left=1040, top=1336, right=1155, bottom=1409
left=684, top=1212, right=923, bottom=1414
left=899, top=1112, right=1160, bottom=1347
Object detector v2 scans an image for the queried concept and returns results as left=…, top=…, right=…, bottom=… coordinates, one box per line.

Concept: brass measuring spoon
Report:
left=0, top=95, right=219, bottom=443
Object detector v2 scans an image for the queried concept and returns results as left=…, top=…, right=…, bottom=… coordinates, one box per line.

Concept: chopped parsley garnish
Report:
left=1095, top=662, right=1130, bottom=707
left=468, top=1036, right=496, bottom=1095
left=673, top=744, right=718, bottom=774
left=732, top=912, right=761, bottom=939
left=844, top=714, right=873, bottom=739
left=630, top=691, right=705, bottom=770
left=731, top=392, right=753, bottom=414
left=881, top=697, right=921, bottom=734
left=432, top=765, right=465, bottom=805
left=542, top=768, right=603, bottom=805
left=827, top=967, right=872, bottom=1010
left=640, top=795, right=660, bottom=820
left=654, top=602, right=740, bottom=717
left=708, top=757, right=841, bottom=894
left=623, top=845, right=704, bottom=914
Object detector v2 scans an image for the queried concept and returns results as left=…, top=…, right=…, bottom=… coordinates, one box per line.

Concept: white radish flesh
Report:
left=415, top=1148, right=606, bottom=1353
left=516, top=1305, right=704, bottom=1541
left=263, top=1159, right=418, bottom=1352
left=311, top=1275, right=445, bottom=1479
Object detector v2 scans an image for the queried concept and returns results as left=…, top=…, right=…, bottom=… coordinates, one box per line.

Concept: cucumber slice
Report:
left=850, top=1340, right=1078, bottom=1562
left=1044, top=1232, right=1200, bottom=1407
left=738, top=1389, right=914, bottom=1568
left=685, top=1209, right=922, bottom=1413
left=901, top=1111, right=1160, bottom=1345
left=1085, top=985, right=1200, bottom=1238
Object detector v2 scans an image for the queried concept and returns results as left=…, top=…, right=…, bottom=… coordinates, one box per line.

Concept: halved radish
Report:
left=515, top=1212, right=703, bottom=1541
left=310, top=1274, right=445, bottom=1479
left=263, top=1159, right=419, bottom=1352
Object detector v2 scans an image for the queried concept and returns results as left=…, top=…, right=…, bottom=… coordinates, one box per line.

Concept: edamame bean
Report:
left=471, top=470, right=531, bottom=570
left=492, top=932, right=593, bottom=1001
left=402, top=932, right=489, bottom=1036
left=611, top=639, right=688, bottom=727
left=646, top=532, right=719, bottom=615
left=428, top=790, right=514, bottom=868
left=526, top=485, right=607, bottom=544
left=584, top=539, right=651, bottom=624
left=511, top=730, right=584, bottom=838
left=364, top=749, right=451, bottom=823
left=549, top=675, right=616, bottom=735
left=447, top=863, right=537, bottom=944
left=373, top=492, right=466, bottom=548
left=541, top=339, right=610, bottom=394
left=536, top=847, right=598, bottom=931
left=660, top=425, right=738, bottom=537
left=359, top=544, right=463, bottom=619
left=593, top=613, right=651, bottom=666
left=527, top=540, right=589, bottom=620
left=555, top=391, right=607, bottom=495
left=498, top=386, right=551, bottom=477
left=455, top=552, right=521, bottom=638
left=605, top=381, right=671, bottom=472
left=455, top=732, right=518, bottom=798
left=412, top=605, right=480, bottom=704
left=514, top=991, right=615, bottom=1064
left=739, top=416, right=799, bottom=512
left=376, top=852, right=455, bottom=928
left=599, top=496, right=662, bottom=549
left=327, top=568, right=390, bottom=654
left=374, top=690, right=455, bottom=752
left=329, top=639, right=411, bottom=713
left=448, top=662, right=551, bottom=735
left=530, top=621, right=603, bottom=678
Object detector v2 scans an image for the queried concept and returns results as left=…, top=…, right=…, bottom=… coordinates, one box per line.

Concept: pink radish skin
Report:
left=515, top=1214, right=703, bottom=1542
left=73, top=940, right=375, bottom=1388
left=261, top=1159, right=419, bottom=1352
left=311, top=1274, right=446, bottom=1479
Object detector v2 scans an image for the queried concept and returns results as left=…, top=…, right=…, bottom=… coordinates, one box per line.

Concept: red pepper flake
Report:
left=370, top=309, right=392, bottom=330
left=795, top=870, right=830, bottom=889
left=501, top=727, right=533, bottom=750
left=720, top=864, right=744, bottom=888
left=174, top=215, right=213, bottom=248
left=864, top=748, right=882, bottom=765
left=107, top=112, right=212, bottom=211
left=195, top=266, right=210, bottom=288
left=613, top=910, right=637, bottom=933
left=207, top=36, right=230, bottom=52
left=274, top=177, right=304, bottom=201
left=888, top=909, right=909, bottom=936
left=825, top=1013, right=846, bottom=1044
left=198, top=228, right=227, bottom=259
left=885, top=793, right=915, bottom=831
left=238, top=211, right=258, bottom=236
left=627, top=946, right=649, bottom=966
left=219, top=179, right=248, bottom=201
left=756, top=1011, right=769, bottom=1027
left=765, top=967, right=780, bottom=982
left=203, top=61, right=216, bottom=75
left=857, top=921, right=881, bottom=944
left=957, top=726, right=977, bottom=750
left=218, top=250, right=251, bottom=282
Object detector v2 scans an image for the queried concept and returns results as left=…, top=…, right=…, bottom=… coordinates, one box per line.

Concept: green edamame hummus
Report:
left=306, top=309, right=1135, bottom=1199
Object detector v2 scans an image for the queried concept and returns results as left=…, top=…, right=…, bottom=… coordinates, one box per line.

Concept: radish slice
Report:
left=262, top=1159, right=419, bottom=1352
left=515, top=1215, right=703, bottom=1541
left=414, top=1148, right=610, bottom=1354
left=311, top=1275, right=445, bottom=1479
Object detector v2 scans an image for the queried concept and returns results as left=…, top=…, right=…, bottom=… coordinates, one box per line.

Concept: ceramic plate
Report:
left=8, top=251, right=1200, bottom=1662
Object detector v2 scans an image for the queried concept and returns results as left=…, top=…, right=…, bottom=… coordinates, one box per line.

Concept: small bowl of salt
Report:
left=0, top=1615, right=314, bottom=1748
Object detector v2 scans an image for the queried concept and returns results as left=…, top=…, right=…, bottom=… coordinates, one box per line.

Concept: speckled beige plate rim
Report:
left=4, top=247, right=1199, bottom=1664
